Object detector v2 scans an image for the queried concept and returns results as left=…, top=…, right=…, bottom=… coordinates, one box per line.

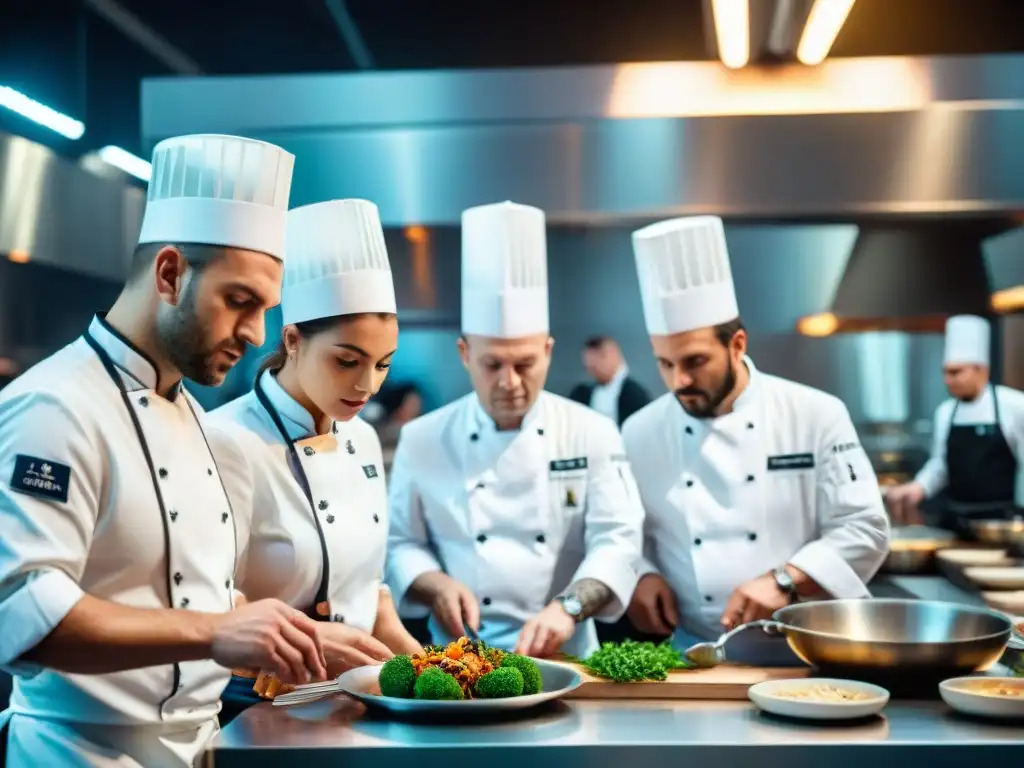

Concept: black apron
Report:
left=941, top=385, right=1018, bottom=534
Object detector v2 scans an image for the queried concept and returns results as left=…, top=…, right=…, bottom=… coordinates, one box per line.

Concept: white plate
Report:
left=939, top=676, right=1024, bottom=719
left=937, top=548, right=1012, bottom=567
left=982, top=591, right=1024, bottom=615
left=748, top=678, right=889, bottom=720
left=334, top=658, right=581, bottom=714
left=963, top=566, right=1024, bottom=590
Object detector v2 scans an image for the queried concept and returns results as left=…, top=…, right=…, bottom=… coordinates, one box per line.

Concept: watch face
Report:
left=774, top=570, right=795, bottom=592
left=562, top=595, right=583, bottom=617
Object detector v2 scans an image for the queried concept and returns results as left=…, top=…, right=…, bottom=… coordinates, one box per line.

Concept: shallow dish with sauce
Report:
left=939, top=677, right=1024, bottom=719
left=748, top=678, right=889, bottom=720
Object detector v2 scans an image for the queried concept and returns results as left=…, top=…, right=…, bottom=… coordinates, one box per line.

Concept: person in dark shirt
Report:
left=569, top=336, right=651, bottom=428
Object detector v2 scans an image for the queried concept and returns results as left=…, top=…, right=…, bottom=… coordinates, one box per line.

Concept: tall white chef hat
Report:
left=631, top=215, right=739, bottom=335
left=943, top=314, right=990, bottom=366
left=281, top=199, right=396, bottom=326
left=461, top=201, right=549, bottom=338
left=138, top=134, right=294, bottom=261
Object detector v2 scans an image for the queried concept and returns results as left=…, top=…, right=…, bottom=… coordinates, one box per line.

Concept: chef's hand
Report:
left=412, top=571, right=480, bottom=638
left=516, top=601, right=576, bottom=658
left=626, top=574, right=678, bottom=636
left=885, top=482, right=926, bottom=525
left=321, top=622, right=394, bottom=675
left=211, top=598, right=327, bottom=685
left=720, top=574, right=791, bottom=630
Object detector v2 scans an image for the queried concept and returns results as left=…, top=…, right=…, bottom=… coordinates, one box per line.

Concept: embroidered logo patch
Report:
left=565, top=488, right=578, bottom=507
left=10, top=455, right=71, bottom=503
left=550, top=457, right=588, bottom=472
left=767, top=453, right=815, bottom=471
left=362, top=464, right=379, bottom=479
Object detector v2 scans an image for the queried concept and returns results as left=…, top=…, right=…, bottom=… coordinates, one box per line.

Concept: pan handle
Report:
left=758, top=620, right=786, bottom=636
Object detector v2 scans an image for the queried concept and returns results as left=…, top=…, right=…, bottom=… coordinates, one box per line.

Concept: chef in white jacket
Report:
left=886, top=315, right=1024, bottom=529
left=0, top=134, right=327, bottom=768
left=621, top=216, right=890, bottom=656
left=206, top=199, right=421, bottom=715
left=386, top=201, right=644, bottom=659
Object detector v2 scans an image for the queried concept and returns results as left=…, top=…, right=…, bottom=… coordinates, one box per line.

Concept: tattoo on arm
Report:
left=564, top=578, right=613, bottom=619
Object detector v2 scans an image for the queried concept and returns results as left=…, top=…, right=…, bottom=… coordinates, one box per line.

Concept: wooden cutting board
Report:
left=552, top=660, right=810, bottom=700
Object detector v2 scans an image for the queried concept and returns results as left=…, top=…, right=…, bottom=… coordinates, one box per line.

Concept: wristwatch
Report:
left=772, top=567, right=798, bottom=600
left=558, top=593, right=584, bottom=622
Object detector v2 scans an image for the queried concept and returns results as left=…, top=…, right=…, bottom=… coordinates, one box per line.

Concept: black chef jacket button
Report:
left=746, top=474, right=755, bottom=482
left=169, top=510, right=178, bottom=522
left=747, top=422, right=754, bottom=429
left=373, top=513, right=379, bottom=523
left=686, top=479, right=694, bottom=487
left=704, top=595, right=713, bottom=602
left=482, top=597, right=492, bottom=606
left=158, top=468, right=168, bottom=479
left=221, top=512, right=229, bottom=523
left=303, top=446, right=315, bottom=456
left=470, top=433, right=479, bottom=442
left=537, top=428, right=544, bottom=436
left=694, top=538, right=702, bottom=546
left=476, top=481, right=486, bottom=490
left=139, top=396, right=149, bottom=407
left=180, top=597, right=190, bottom=608
left=207, top=468, right=213, bottom=476
left=333, top=614, right=344, bottom=623
left=326, top=514, right=335, bottom=524
left=476, top=534, right=487, bottom=543
left=173, top=572, right=183, bottom=585
left=685, top=426, right=693, bottom=435
left=748, top=532, right=758, bottom=541
left=332, top=423, right=338, bottom=435
left=536, top=534, right=546, bottom=543
left=225, top=580, right=231, bottom=589
left=318, top=500, right=328, bottom=510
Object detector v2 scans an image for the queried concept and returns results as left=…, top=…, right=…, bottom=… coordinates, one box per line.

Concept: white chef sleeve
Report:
left=384, top=428, right=442, bottom=619
left=788, top=403, right=890, bottom=599
left=0, top=392, right=100, bottom=673
left=569, top=418, right=644, bottom=621
left=203, top=422, right=256, bottom=598
left=913, top=400, right=952, bottom=498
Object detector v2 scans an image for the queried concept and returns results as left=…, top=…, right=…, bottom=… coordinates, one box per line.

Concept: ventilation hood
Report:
left=797, top=224, right=1002, bottom=336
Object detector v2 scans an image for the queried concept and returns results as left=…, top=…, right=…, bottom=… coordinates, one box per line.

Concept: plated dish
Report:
left=748, top=678, right=889, bottom=720
left=939, top=676, right=1024, bottom=719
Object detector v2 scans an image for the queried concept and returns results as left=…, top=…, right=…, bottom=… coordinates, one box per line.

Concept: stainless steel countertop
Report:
left=204, top=577, right=1024, bottom=768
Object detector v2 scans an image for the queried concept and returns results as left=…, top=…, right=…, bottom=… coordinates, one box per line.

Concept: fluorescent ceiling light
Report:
left=711, top=0, right=750, bottom=69
left=797, top=0, right=857, bottom=66
left=0, top=85, right=85, bottom=140
left=98, top=145, right=152, bottom=182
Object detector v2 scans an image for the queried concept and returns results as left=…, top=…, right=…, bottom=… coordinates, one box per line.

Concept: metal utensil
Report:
left=714, top=599, right=1013, bottom=676
left=463, top=621, right=482, bottom=643
left=270, top=676, right=343, bottom=707
left=683, top=620, right=774, bottom=668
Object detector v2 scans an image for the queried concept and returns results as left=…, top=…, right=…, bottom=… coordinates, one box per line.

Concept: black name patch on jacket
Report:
left=550, top=457, right=588, bottom=472
left=767, top=453, right=815, bottom=471
left=10, top=454, right=71, bottom=502
left=362, top=464, right=379, bottom=479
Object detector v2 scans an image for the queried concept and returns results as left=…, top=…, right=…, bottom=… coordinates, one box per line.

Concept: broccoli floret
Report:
left=378, top=655, right=417, bottom=698
left=413, top=667, right=464, bottom=700
left=499, top=654, right=542, bottom=695
left=475, top=667, right=524, bottom=699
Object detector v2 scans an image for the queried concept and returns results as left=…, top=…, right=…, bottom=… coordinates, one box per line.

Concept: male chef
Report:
left=886, top=315, right=1024, bottom=531
left=386, top=201, right=643, bottom=659
left=0, top=134, right=327, bottom=767
left=621, top=216, right=890, bottom=655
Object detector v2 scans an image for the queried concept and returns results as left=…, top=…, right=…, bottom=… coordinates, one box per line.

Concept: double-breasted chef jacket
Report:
left=621, top=357, right=891, bottom=644
left=385, top=390, right=644, bottom=659
left=915, top=384, right=1024, bottom=512
left=0, top=314, right=239, bottom=766
left=206, top=369, right=389, bottom=630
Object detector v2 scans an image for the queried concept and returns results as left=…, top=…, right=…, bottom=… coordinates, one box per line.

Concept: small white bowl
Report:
left=963, top=566, right=1024, bottom=590
left=939, top=677, right=1024, bottom=720
left=938, top=548, right=1012, bottom=567
left=748, top=678, right=889, bottom=721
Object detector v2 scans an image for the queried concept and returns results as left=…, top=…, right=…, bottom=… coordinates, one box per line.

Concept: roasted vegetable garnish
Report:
left=573, top=640, right=693, bottom=683
left=380, top=636, right=531, bottom=699
left=475, top=667, right=524, bottom=699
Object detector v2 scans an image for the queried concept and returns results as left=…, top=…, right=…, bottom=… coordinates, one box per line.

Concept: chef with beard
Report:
left=385, top=201, right=643, bottom=659
left=886, top=315, right=1024, bottom=531
left=0, top=134, right=327, bottom=767
left=620, top=216, right=890, bottom=657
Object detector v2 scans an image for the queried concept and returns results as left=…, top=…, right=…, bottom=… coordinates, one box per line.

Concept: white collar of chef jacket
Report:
left=678, top=355, right=761, bottom=430
left=89, top=313, right=183, bottom=400
left=467, top=390, right=546, bottom=437
left=258, top=368, right=328, bottom=441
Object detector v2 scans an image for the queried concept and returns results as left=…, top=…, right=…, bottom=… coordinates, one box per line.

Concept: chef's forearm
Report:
left=782, top=564, right=827, bottom=599
left=562, top=577, right=613, bottom=619
left=23, top=593, right=218, bottom=674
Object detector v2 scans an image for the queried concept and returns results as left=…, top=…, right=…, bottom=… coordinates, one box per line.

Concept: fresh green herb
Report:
left=570, top=640, right=694, bottom=683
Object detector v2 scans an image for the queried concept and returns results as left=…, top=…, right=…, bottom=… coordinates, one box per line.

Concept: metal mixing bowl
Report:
left=969, top=518, right=1024, bottom=545
left=763, top=599, right=1014, bottom=675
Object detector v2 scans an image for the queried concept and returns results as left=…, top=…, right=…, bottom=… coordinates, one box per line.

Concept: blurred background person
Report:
left=569, top=335, right=651, bottom=427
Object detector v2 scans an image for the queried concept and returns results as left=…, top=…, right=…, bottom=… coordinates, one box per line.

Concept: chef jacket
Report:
left=0, top=315, right=239, bottom=767
left=621, top=357, right=890, bottom=643
left=206, top=369, right=388, bottom=629
left=914, top=384, right=1024, bottom=507
left=385, top=391, right=644, bottom=658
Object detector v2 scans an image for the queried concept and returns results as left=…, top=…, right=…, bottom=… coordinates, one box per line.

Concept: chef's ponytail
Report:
left=257, top=313, right=397, bottom=376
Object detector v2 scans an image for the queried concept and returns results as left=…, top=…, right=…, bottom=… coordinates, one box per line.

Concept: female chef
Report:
left=207, top=198, right=421, bottom=720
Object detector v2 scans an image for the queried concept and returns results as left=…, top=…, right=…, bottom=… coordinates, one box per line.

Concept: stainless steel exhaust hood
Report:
left=796, top=224, right=1000, bottom=336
